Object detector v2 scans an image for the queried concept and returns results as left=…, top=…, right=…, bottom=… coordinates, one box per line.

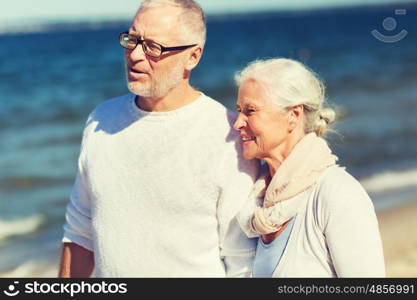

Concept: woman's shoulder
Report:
left=314, top=165, right=373, bottom=210
left=318, top=165, right=365, bottom=193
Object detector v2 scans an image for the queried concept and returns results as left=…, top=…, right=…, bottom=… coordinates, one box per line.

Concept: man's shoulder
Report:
left=82, top=93, right=135, bottom=134
left=199, top=94, right=237, bottom=129
left=90, top=93, right=134, bottom=119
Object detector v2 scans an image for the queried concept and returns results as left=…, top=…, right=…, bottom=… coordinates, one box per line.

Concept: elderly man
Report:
left=59, top=0, right=259, bottom=277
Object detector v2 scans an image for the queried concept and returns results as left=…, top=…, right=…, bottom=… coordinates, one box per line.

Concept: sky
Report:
left=0, top=0, right=414, bottom=27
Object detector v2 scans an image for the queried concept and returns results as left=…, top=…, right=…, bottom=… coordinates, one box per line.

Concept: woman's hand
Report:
left=261, top=218, right=292, bottom=244
left=261, top=231, right=281, bottom=244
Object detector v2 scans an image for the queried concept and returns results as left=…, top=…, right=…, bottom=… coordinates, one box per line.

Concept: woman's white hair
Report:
left=235, top=58, right=336, bottom=137
left=139, top=0, right=206, bottom=46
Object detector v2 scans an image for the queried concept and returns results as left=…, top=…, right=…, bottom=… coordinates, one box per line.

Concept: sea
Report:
left=1, top=3, right=416, bottom=277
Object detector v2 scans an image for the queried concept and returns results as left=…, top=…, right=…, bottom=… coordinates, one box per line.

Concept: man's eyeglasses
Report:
left=119, top=32, right=197, bottom=58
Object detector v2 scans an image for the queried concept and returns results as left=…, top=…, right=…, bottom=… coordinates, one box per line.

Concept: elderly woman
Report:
left=234, top=58, right=385, bottom=277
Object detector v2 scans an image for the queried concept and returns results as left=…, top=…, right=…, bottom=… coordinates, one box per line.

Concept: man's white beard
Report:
left=128, top=62, right=185, bottom=99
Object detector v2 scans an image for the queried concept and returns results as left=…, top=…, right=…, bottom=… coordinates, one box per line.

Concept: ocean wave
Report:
left=361, top=168, right=417, bottom=194
left=0, top=176, right=72, bottom=191
left=0, top=19, right=128, bottom=35
left=0, top=259, right=58, bottom=278
left=0, top=215, right=44, bottom=243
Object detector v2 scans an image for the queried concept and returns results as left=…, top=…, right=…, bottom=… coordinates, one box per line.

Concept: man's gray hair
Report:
left=139, top=0, right=206, bottom=46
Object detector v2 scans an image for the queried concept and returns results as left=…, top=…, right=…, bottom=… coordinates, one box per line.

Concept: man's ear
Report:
left=185, top=46, right=203, bottom=72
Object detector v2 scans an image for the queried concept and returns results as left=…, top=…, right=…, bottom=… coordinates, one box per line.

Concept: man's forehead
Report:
left=130, top=6, right=182, bottom=42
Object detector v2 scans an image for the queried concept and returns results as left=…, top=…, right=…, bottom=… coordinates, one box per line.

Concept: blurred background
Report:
left=0, top=0, right=416, bottom=277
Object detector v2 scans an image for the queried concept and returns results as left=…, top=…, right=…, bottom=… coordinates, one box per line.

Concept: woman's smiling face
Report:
left=234, top=79, right=291, bottom=161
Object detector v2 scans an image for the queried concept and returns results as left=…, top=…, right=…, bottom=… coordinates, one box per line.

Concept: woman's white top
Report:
left=254, top=165, right=385, bottom=277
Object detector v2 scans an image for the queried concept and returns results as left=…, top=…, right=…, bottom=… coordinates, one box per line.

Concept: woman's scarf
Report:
left=248, top=132, right=338, bottom=235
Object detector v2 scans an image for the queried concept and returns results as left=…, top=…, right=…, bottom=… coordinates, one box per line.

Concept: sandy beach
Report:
left=1, top=201, right=416, bottom=278
left=377, top=201, right=417, bottom=277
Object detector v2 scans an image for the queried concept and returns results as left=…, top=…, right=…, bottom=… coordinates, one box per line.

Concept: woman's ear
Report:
left=288, top=105, right=304, bottom=131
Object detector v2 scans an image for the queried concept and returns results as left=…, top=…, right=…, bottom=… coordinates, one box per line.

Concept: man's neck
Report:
left=136, top=81, right=200, bottom=112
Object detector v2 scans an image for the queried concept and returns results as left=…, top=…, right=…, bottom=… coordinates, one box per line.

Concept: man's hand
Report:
left=58, top=242, right=94, bottom=278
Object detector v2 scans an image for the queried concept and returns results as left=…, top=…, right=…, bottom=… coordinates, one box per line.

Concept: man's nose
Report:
left=127, top=44, right=146, bottom=61
left=233, top=113, right=246, bottom=131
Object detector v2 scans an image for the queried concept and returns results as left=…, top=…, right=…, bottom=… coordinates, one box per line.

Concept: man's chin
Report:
left=128, top=83, right=152, bottom=98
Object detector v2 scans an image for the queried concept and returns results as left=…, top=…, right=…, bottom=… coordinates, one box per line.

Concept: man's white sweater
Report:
left=63, top=93, right=259, bottom=277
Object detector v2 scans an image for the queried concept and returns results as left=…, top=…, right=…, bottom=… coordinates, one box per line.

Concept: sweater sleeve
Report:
left=320, top=169, right=385, bottom=277
left=216, top=134, right=260, bottom=277
left=62, top=118, right=94, bottom=252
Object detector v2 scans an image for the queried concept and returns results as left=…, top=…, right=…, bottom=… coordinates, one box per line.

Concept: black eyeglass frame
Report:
left=119, top=31, right=198, bottom=58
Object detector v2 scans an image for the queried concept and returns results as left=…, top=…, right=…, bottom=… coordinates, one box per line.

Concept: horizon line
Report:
left=0, top=1, right=414, bottom=34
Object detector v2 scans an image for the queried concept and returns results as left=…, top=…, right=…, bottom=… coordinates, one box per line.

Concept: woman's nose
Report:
left=233, top=113, right=246, bottom=131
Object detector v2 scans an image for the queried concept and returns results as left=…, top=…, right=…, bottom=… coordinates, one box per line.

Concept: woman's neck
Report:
left=263, top=130, right=306, bottom=177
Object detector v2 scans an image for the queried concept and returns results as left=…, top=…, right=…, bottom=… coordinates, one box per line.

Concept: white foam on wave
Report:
left=360, top=168, right=417, bottom=194
left=0, top=215, right=43, bottom=243
left=0, top=18, right=127, bottom=35
left=0, top=259, right=58, bottom=278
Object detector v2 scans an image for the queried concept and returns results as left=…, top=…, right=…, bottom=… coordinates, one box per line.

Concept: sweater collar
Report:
left=128, top=93, right=207, bottom=121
